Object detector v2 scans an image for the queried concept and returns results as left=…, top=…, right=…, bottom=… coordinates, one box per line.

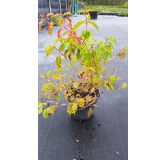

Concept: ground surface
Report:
left=38, top=15, right=128, bottom=160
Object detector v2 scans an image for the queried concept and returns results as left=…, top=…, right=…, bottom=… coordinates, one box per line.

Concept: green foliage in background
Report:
left=82, top=0, right=128, bottom=6
left=50, top=17, right=59, bottom=26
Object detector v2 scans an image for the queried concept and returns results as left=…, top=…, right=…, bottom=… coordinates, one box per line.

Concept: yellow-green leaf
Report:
left=38, top=102, right=43, bottom=114
left=73, top=81, right=78, bottom=88
left=87, top=13, right=91, bottom=22
left=59, top=18, right=63, bottom=28
left=110, top=75, right=116, bottom=85
left=72, top=103, right=78, bottom=115
left=43, top=109, right=48, bottom=119
left=93, top=104, right=97, bottom=107
left=113, top=67, right=117, bottom=71
left=47, top=105, right=57, bottom=114
left=88, top=21, right=98, bottom=31
left=64, top=67, right=69, bottom=71
left=75, top=98, right=85, bottom=107
left=88, top=108, right=93, bottom=117
left=40, top=74, right=45, bottom=79
left=65, top=94, right=68, bottom=100
left=38, top=18, right=45, bottom=32
left=111, top=84, right=114, bottom=90
left=119, top=83, right=127, bottom=90
left=67, top=103, right=73, bottom=114
left=74, top=21, right=85, bottom=30
left=55, top=55, right=61, bottom=68
left=108, top=37, right=116, bottom=44
left=45, top=45, right=55, bottom=57
left=56, top=95, right=60, bottom=102
left=38, top=108, right=43, bottom=114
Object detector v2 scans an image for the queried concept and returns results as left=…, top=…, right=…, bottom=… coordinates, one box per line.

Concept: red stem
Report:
left=104, top=57, right=119, bottom=67
left=54, top=47, right=77, bottom=71
left=120, top=73, right=128, bottom=80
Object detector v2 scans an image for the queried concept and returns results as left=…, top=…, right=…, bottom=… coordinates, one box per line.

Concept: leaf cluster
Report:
left=38, top=10, right=128, bottom=119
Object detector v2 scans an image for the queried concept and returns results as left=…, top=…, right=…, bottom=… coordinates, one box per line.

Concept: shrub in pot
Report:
left=38, top=9, right=128, bottom=120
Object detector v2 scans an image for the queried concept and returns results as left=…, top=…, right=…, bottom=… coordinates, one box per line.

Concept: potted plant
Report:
left=38, top=9, right=128, bottom=120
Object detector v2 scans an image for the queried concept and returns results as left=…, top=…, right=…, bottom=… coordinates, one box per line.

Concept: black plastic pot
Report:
left=94, top=11, right=98, bottom=19
left=69, top=90, right=100, bottom=121
left=89, top=11, right=98, bottom=19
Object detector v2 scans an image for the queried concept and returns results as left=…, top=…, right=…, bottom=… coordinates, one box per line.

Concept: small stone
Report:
left=116, top=151, right=119, bottom=156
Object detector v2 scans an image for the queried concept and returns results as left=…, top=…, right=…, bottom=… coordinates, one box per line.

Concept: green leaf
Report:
left=47, top=105, right=56, bottom=114
left=53, top=68, right=63, bottom=72
left=119, top=83, right=127, bottom=90
left=55, top=55, right=61, bottom=68
left=111, top=84, right=114, bottom=90
left=40, top=74, right=45, bottom=79
left=45, top=45, right=55, bottom=57
left=72, top=41, right=81, bottom=49
left=38, top=102, right=43, bottom=109
left=87, top=13, right=91, bottom=22
left=45, top=71, right=51, bottom=78
left=64, top=67, right=69, bottom=71
left=77, top=49, right=81, bottom=59
left=72, top=103, right=78, bottom=115
left=62, top=74, right=67, bottom=78
left=38, top=108, right=43, bottom=114
left=73, top=81, right=79, bottom=88
left=86, top=95, right=92, bottom=104
left=65, top=94, right=68, bottom=100
left=53, top=38, right=67, bottom=46
left=108, top=37, right=116, bottom=44
left=56, top=94, right=60, bottom=102
left=89, top=21, right=98, bottom=31
left=59, top=42, right=69, bottom=52
left=107, top=42, right=114, bottom=49
left=43, top=109, right=48, bottom=119
left=67, top=103, right=73, bottom=114
left=110, top=75, right=116, bottom=85
left=106, top=86, right=109, bottom=91
left=74, top=98, right=85, bottom=107
left=82, top=29, right=91, bottom=39
left=38, top=102, right=43, bottom=114
left=74, top=21, right=85, bottom=30
left=105, top=45, right=112, bottom=52
left=64, top=49, right=68, bottom=59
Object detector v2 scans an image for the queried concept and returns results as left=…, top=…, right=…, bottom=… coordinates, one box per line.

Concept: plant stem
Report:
left=54, top=47, right=77, bottom=71
left=120, top=73, right=128, bottom=80
left=104, top=57, right=119, bottom=66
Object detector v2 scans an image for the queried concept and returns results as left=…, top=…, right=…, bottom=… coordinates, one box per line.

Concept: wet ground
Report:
left=38, top=15, right=128, bottom=160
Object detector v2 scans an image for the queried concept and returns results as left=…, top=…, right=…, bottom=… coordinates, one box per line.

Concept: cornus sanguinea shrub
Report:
left=38, top=9, right=128, bottom=119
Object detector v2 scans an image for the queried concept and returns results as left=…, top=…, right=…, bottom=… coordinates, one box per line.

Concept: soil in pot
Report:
left=68, top=83, right=100, bottom=120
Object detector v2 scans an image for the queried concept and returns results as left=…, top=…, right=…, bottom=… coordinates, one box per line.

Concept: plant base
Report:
left=71, top=92, right=100, bottom=121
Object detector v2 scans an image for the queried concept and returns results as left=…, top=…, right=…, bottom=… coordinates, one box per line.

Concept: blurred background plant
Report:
left=50, top=17, right=59, bottom=26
